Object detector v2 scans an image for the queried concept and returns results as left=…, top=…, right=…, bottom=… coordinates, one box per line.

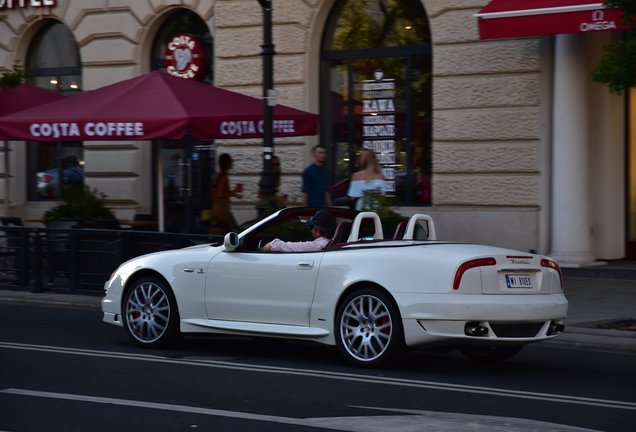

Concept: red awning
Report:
left=476, top=0, right=630, bottom=39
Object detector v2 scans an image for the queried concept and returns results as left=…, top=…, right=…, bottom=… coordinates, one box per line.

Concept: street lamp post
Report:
left=257, top=0, right=276, bottom=218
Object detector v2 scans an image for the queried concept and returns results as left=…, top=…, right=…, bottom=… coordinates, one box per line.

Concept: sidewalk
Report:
left=547, top=271, right=636, bottom=353
left=0, top=263, right=634, bottom=353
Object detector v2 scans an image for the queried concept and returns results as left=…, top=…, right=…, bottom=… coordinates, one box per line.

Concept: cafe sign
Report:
left=163, top=33, right=206, bottom=81
left=0, top=0, right=55, bottom=8
left=360, top=69, right=397, bottom=194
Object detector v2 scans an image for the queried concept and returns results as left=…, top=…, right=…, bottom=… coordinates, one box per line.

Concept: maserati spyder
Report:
left=102, top=207, right=567, bottom=367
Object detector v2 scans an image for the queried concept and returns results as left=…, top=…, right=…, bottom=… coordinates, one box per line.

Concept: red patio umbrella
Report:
left=0, top=72, right=319, bottom=232
left=0, top=83, right=65, bottom=139
left=0, top=71, right=318, bottom=141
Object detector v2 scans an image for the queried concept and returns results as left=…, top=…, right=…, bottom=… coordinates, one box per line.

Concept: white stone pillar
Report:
left=550, top=34, right=596, bottom=266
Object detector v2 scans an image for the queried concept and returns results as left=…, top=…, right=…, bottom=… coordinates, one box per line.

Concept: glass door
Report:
left=156, top=140, right=215, bottom=233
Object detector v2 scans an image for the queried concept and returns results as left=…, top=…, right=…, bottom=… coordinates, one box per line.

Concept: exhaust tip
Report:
left=465, top=321, right=489, bottom=337
left=548, top=321, right=565, bottom=335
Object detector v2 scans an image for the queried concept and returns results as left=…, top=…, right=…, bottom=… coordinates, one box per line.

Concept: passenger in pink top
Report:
left=262, top=209, right=336, bottom=252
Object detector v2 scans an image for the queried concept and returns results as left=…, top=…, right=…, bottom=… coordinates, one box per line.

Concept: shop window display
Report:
left=25, top=21, right=83, bottom=201
left=321, top=0, right=432, bottom=206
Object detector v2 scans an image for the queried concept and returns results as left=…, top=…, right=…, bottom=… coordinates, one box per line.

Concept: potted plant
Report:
left=358, top=189, right=404, bottom=238
left=43, top=185, right=115, bottom=227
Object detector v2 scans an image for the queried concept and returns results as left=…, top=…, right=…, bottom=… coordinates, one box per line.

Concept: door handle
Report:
left=297, top=261, right=314, bottom=270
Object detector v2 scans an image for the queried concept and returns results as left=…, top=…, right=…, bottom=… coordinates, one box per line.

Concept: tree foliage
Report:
left=330, top=0, right=430, bottom=50
left=0, top=64, right=25, bottom=88
left=590, top=0, right=636, bottom=93
left=327, top=0, right=432, bottom=118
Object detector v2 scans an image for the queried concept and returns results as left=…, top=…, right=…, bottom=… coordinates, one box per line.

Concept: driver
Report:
left=262, top=209, right=336, bottom=252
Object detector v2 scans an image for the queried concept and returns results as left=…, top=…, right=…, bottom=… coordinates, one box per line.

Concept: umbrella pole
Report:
left=56, top=140, right=63, bottom=199
left=158, top=154, right=164, bottom=232
left=3, top=141, right=9, bottom=214
left=184, top=128, right=194, bottom=234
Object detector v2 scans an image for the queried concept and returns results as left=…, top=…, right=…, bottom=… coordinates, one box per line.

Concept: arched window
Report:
left=26, top=21, right=82, bottom=95
left=321, top=0, right=432, bottom=206
left=25, top=21, right=83, bottom=201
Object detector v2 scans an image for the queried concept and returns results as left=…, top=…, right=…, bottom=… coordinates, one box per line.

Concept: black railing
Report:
left=0, top=226, right=222, bottom=294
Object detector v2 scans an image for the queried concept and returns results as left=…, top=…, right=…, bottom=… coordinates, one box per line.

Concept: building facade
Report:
left=0, top=0, right=633, bottom=265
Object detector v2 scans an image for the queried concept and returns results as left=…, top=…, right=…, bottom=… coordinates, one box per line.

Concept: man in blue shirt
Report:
left=302, top=145, right=332, bottom=208
left=62, top=155, right=84, bottom=186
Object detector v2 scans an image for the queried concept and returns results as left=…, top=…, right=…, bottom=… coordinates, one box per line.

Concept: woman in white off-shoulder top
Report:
left=347, top=149, right=386, bottom=211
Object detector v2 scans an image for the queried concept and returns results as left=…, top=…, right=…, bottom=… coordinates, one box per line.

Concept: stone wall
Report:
left=421, top=0, right=544, bottom=250
left=425, top=0, right=543, bottom=209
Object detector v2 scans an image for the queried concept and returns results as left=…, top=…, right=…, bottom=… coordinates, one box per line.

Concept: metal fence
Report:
left=0, top=226, right=222, bottom=294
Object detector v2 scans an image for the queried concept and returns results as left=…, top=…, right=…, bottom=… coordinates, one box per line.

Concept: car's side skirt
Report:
left=181, top=319, right=331, bottom=338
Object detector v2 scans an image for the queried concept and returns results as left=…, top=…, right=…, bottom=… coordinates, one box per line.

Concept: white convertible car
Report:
left=102, top=207, right=567, bottom=367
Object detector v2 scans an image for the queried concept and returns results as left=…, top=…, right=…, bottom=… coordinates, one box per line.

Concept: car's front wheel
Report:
left=123, top=276, right=180, bottom=348
left=335, top=288, right=404, bottom=367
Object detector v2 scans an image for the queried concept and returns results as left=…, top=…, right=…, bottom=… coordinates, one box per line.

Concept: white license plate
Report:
left=505, top=274, right=533, bottom=288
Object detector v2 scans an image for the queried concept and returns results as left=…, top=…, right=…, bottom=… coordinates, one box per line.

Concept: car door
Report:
left=204, top=249, right=324, bottom=326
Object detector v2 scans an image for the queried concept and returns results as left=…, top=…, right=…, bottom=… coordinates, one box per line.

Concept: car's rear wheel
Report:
left=459, top=345, right=522, bottom=362
left=123, top=276, right=180, bottom=348
left=335, top=288, right=404, bottom=367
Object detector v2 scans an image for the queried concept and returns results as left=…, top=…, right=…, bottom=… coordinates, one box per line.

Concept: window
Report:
left=321, top=0, right=432, bottom=206
left=25, top=21, right=83, bottom=201
left=28, top=142, right=84, bottom=200
left=25, top=21, right=82, bottom=95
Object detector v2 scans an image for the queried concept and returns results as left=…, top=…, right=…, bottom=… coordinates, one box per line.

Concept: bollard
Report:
left=31, top=230, right=43, bottom=293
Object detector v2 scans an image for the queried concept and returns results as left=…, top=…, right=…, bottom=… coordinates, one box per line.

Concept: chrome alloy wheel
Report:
left=125, top=280, right=172, bottom=344
left=339, top=294, right=393, bottom=363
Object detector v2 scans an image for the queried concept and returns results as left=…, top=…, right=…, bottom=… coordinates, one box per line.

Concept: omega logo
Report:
left=580, top=9, right=617, bottom=32
left=592, top=10, right=604, bottom=21
left=163, top=33, right=206, bottom=81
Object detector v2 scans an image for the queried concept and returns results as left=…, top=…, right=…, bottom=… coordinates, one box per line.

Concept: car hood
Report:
left=116, top=242, right=220, bottom=271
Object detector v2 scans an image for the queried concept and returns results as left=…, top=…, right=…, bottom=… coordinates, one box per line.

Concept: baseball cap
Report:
left=307, top=209, right=336, bottom=232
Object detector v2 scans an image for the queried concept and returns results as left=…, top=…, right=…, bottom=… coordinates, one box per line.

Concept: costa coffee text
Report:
left=220, top=120, right=296, bottom=136
left=30, top=122, right=144, bottom=138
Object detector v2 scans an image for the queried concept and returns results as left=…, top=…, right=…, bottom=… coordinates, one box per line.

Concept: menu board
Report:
left=360, top=71, right=396, bottom=193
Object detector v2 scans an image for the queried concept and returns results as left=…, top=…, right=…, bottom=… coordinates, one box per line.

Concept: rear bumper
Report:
left=395, top=293, right=568, bottom=347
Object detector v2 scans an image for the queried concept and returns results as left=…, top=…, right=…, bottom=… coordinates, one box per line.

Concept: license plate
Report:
left=505, top=274, right=532, bottom=288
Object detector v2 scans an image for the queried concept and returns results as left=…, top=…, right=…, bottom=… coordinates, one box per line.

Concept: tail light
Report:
left=453, top=257, right=496, bottom=290
left=541, top=258, right=564, bottom=291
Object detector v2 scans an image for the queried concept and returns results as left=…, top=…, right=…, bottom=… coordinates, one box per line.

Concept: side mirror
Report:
left=223, top=232, right=239, bottom=251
